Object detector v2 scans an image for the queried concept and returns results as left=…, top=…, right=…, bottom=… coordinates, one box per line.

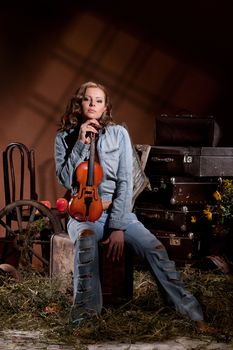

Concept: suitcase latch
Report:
left=169, top=235, right=181, bottom=246
left=183, top=155, right=193, bottom=163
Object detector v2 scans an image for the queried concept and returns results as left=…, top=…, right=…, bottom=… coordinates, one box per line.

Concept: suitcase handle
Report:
left=161, top=110, right=214, bottom=119
left=175, top=109, right=193, bottom=117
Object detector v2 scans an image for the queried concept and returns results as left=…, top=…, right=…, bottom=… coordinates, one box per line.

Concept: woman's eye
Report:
left=83, top=97, right=90, bottom=101
left=97, top=100, right=103, bottom=103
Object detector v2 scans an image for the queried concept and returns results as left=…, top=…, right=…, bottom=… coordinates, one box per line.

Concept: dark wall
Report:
left=0, top=1, right=232, bottom=209
left=92, top=0, right=233, bottom=145
left=1, top=1, right=232, bottom=144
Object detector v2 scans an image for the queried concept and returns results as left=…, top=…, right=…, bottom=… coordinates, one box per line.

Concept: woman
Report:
left=54, top=81, right=217, bottom=333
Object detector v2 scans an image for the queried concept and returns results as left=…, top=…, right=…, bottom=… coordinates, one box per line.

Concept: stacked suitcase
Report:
left=134, top=114, right=233, bottom=266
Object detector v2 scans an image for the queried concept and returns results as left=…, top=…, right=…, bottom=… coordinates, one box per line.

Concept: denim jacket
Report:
left=54, top=124, right=133, bottom=230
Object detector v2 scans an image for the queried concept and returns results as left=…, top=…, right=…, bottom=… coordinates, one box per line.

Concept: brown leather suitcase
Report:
left=155, top=113, right=221, bottom=147
left=99, top=243, right=134, bottom=306
left=136, top=176, right=219, bottom=206
left=150, top=229, right=202, bottom=266
left=145, top=145, right=192, bottom=177
left=0, top=237, right=19, bottom=267
left=134, top=204, right=203, bottom=233
left=50, top=233, right=134, bottom=306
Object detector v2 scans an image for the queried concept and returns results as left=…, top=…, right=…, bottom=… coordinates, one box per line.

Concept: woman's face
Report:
left=81, top=87, right=106, bottom=120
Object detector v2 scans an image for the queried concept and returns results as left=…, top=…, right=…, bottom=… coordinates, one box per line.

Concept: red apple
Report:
left=39, top=200, right=52, bottom=209
left=56, top=198, right=68, bottom=212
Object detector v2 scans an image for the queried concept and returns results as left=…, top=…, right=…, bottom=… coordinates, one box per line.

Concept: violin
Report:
left=68, top=132, right=103, bottom=221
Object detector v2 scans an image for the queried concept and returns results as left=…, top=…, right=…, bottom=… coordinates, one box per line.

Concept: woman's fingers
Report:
left=78, top=120, right=100, bottom=143
left=107, top=241, right=124, bottom=262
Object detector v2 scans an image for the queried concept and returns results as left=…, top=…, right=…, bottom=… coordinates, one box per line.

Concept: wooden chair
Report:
left=0, top=142, right=62, bottom=273
left=2, top=142, right=38, bottom=206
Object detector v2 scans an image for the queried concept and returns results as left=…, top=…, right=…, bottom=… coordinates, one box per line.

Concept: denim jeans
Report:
left=68, top=212, right=204, bottom=325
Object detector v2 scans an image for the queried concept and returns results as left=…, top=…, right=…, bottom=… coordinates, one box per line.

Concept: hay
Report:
left=0, top=267, right=232, bottom=346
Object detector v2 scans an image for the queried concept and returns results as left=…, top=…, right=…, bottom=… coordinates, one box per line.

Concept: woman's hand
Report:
left=102, top=230, right=124, bottom=262
left=78, top=119, right=101, bottom=144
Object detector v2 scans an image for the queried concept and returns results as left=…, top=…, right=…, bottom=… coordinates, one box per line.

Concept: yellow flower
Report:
left=223, top=179, right=233, bottom=189
left=203, top=208, right=212, bottom=221
left=191, top=216, right=197, bottom=223
left=213, top=191, right=221, bottom=201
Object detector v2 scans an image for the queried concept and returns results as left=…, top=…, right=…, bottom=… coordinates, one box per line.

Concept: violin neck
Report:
left=87, top=134, right=95, bottom=186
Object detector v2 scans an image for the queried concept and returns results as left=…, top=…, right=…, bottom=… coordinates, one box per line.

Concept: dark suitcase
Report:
left=99, top=243, right=134, bottom=306
left=50, top=233, right=134, bottom=307
left=184, top=147, right=233, bottom=177
left=136, top=176, right=220, bottom=206
left=145, top=146, right=233, bottom=177
left=150, top=229, right=202, bottom=265
left=145, top=145, right=191, bottom=177
left=0, top=237, right=20, bottom=267
left=155, top=113, right=221, bottom=147
left=134, top=204, right=203, bottom=233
